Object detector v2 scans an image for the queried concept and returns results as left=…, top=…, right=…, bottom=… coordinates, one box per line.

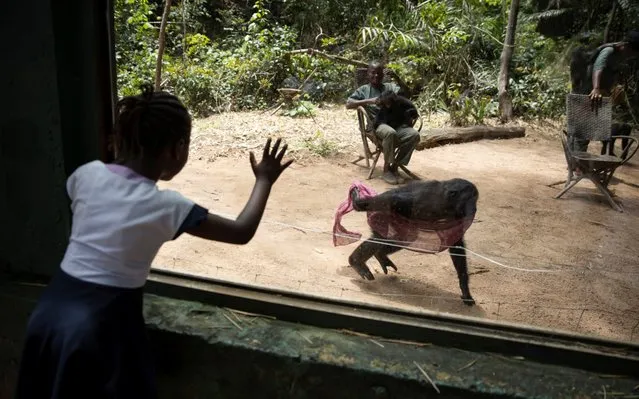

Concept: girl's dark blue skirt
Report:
left=14, top=269, right=157, bottom=399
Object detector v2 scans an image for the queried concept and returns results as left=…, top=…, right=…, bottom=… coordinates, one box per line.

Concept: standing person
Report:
left=346, top=61, right=420, bottom=185
left=14, top=84, right=293, bottom=399
left=569, top=30, right=639, bottom=152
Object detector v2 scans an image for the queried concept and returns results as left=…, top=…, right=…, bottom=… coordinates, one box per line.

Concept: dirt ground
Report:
left=154, top=105, right=639, bottom=343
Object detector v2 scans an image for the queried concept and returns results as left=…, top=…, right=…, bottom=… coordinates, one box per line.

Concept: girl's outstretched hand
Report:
left=250, top=138, right=293, bottom=184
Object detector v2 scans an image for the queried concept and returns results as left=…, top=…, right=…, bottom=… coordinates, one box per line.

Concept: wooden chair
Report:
left=554, top=93, right=638, bottom=212
left=350, top=68, right=422, bottom=180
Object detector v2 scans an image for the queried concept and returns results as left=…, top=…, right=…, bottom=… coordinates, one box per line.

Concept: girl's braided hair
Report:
left=114, top=84, right=191, bottom=158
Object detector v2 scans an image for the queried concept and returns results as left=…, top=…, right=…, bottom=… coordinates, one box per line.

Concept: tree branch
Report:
left=155, top=0, right=173, bottom=91
left=287, top=48, right=369, bottom=68
left=604, top=0, right=617, bottom=43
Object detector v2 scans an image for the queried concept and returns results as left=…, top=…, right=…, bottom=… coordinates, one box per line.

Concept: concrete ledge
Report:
left=145, top=294, right=639, bottom=398
left=2, top=276, right=639, bottom=398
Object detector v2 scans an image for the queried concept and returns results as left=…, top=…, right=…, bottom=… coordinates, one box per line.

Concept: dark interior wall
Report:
left=0, top=0, right=115, bottom=275
left=0, top=0, right=70, bottom=275
left=0, top=0, right=113, bottom=395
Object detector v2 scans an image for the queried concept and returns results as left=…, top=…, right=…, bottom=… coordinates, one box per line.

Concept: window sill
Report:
left=2, top=270, right=639, bottom=398
left=144, top=291, right=639, bottom=398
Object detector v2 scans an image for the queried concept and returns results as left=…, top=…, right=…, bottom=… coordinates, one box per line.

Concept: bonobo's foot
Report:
left=379, top=262, right=398, bottom=275
left=350, top=263, right=375, bottom=280
left=461, top=295, right=475, bottom=306
left=374, top=253, right=398, bottom=275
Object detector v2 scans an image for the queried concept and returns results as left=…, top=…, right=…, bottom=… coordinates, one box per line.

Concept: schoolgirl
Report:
left=14, top=84, right=292, bottom=399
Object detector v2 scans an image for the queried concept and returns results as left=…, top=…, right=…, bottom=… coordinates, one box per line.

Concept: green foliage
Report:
left=115, top=0, right=302, bottom=116
left=509, top=22, right=570, bottom=119
left=303, top=131, right=338, bottom=157
left=277, top=0, right=377, bottom=46
left=113, top=0, right=158, bottom=97
left=436, top=83, right=498, bottom=126
left=356, top=0, right=506, bottom=121
left=288, top=55, right=353, bottom=102
left=113, top=0, right=631, bottom=122
left=166, top=61, right=231, bottom=116
left=282, top=99, right=317, bottom=118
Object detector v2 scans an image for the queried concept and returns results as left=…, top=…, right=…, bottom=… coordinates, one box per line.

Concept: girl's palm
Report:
left=250, top=138, right=293, bottom=184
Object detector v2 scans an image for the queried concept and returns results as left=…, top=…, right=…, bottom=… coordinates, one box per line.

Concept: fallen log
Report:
left=417, top=126, right=526, bottom=150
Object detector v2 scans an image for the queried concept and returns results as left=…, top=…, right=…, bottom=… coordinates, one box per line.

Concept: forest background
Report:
left=114, top=0, right=639, bottom=127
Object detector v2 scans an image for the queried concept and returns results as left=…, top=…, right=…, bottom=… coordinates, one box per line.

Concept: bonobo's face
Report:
left=378, top=92, right=397, bottom=108
left=444, top=179, right=479, bottom=218
left=379, top=97, right=393, bottom=108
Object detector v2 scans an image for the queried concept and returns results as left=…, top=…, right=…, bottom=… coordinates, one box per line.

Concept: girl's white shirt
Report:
left=60, top=161, right=195, bottom=288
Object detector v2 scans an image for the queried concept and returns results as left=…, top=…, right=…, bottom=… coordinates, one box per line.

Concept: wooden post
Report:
left=497, top=0, right=520, bottom=123
left=155, top=0, right=173, bottom=91
left=603, top=0, right=617, bottom=43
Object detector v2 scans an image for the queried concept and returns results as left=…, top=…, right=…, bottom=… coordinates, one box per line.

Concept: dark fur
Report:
left=348, top=179, right=479, bottom=306
left=375, top=91, right=419, bottom=129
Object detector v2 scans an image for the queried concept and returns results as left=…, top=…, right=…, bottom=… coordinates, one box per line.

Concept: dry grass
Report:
left=188, top=103, right=566, bottom=165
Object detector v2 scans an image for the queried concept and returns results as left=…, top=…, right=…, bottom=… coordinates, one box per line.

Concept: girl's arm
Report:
left=184, top=138, right=292, bottom=245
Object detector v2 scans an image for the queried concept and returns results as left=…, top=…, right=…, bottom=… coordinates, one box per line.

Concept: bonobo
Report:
left=347, top=179, right=479, bottom=306
left=601, top=123, right=632, bottom=159
left=375, top=90, right=420, bottom=130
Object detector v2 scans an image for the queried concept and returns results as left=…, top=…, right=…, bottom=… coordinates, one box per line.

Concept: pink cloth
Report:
left=332, top=182, right=475, bottom=253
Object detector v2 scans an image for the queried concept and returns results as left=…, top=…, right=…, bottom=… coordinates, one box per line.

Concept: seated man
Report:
left=346, top=61, right=421, bottom=185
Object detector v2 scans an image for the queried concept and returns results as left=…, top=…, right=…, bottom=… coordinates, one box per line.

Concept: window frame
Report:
left=147, top=268, right=639, bottom=377
left=80, top=0, right=639, bottom=379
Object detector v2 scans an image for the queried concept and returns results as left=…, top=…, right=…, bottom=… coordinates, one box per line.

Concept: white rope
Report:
left=212, top=210, right=564, bottom=273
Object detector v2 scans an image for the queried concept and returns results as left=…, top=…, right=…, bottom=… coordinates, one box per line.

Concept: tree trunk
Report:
left=155, top=0, right=173, bottom=91
left=497, top=0, right=521, bottom=123
left=182, top=0, right=187, bottom=62
left=603, top=0, right=617, bottom=43
left=417, top=126, right=526, bottom=150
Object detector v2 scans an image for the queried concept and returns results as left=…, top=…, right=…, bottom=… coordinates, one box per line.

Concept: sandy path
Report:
left=154, top=108, right=639, bottom=342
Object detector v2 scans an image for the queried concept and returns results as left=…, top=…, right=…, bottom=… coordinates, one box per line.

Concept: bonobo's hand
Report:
left=250, top=138, right=293, bottom=185
left=350, top=187, right=369, bottom=212
left=350, top=187, right=360, bottom=207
